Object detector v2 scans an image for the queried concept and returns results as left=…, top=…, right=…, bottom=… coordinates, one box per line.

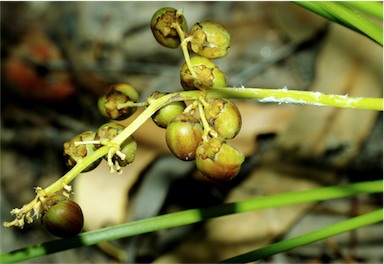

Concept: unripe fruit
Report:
left=98, top=84, right=139, bottom=120
left=196, top=138, right=244, bottom=181
left=188, top=21, right=231, bottom=59
left=150, top=7, right=188, bottom=48
left=41, top=195, right=84, bottom=238
left=150, top=92, right=187, bottom=128
left=95, top=122, right=124, bottom=147
left=165, top=113, right=203, bottom=160
left=63, top=131, right=102, bottom=172
left=117, top=136, right=137, bottom=166
left=95, top=122, right=137, bottom=166
left=180, top=56, right=227, bottom=91
left=204, top=98, right=241, bottom=139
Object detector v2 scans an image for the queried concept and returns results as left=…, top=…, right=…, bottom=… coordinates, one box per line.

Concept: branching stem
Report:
left=172, top=9, right=197, bottom=78
left=3, top=87, right=382, bottom=228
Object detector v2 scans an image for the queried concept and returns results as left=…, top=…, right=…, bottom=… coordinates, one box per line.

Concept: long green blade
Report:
left=220, top=208, right=383, bottom=263
left=1, top=180, right=382, bottom=263
left=295, top=1, right=383, bottom=45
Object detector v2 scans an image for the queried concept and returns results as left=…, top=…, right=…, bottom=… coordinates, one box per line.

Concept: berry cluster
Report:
left=3, top=7, right=245, bottom=238
left=30, top=84, right=140, bottom=237
left=68, top=7, right=245, bottom=181
left=65, top=7, right=245, bottom=181
left=66, top=85, right=139, bottom=174
left=150, top=7, right=244, bottom=181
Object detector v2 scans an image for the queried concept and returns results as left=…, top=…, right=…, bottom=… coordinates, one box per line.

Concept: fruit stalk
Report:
left=4, top=87, right=382, bottom=228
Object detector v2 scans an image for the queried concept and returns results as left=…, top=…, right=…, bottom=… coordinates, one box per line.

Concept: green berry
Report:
left=117, top=136, right=137, bottom=166
left=150, top=92, right=186, bottom=128
left=95, top=122, right=137, bottom=166
left=41, top=195, right=84, bottom=238
left=204, top=98, right=241, bottom=139
left=150, top=7, right=188, bottom=48
left=98, top=84, right=139, bottom=120
left=196, top=138, right=244, bottom=181
left=188, top=21, right=231, bottom=59
left=63, top=131, right=102, bottom=172
left=180, top=56, right=227, bottom=91
left=165, top=113, right=203, bottom=160
left=95, top=122, right=126, bottom=146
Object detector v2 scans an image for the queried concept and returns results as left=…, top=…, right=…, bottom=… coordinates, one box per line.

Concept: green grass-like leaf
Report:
left=345, top=1, right=383, bottom=20
left=295, top=1, right=383, bottom=45
left=219, top=208, right=383, bottom=263
left=1, top=180, right=382, bottom=263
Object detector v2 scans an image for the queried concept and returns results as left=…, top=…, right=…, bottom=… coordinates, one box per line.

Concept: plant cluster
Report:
left=2, top=4, right=383, bottom=263
left=3, top=7, right=244, bottom=238
left=150, top=7, right=244, bottom=181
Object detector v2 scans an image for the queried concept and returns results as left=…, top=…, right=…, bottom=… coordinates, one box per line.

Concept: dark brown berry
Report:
left=41, top=195, right=84, bottom=238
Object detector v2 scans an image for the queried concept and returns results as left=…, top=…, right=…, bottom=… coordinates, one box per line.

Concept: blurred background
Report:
left=1, top=2, right=382, bottom=263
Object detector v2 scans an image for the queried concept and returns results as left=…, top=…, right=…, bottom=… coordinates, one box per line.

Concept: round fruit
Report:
left=63, top=131, right=102, bottom=172
left=95, top=122, right=137, bottom=166
left=196, top=137, right=244, bottom=181
left=95, top=122, right=125, bottom=146
left=204, top=98, right=241, bottom=139
left=188, top=21, right=231, bottom=59
left=98, top=84, right=139, bottom=120
left=165, top=113, right=203, bottom=160
left=117, top=135, right=137, bottom=166
left=150, top=7, right=188, bottom=48
left=180, top=56, right=227, bottom=91
left=41, top=195, right=84, bottom=238
left=151, top=92, right=187, bottom=128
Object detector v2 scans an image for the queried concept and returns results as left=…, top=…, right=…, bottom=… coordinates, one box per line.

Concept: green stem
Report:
left=3, top=88, right=382, bottom=229
left=1, top=180, right=382, bottom=263
left=43, top=146, right=109, bottom=196
left=207, top=87, right=383, bottom=111
left=113, top=87, right=383, bottom=152
left=172, top=16, right=197, bottom=78
left=117, top=101, right=148, bottom=109
left=110, top=91, right=197, bottom=145
left=180, top=38, right=198, bottom=78
left=198, top=100, right=212, bottom=138
left=219, top=208, right=383, bottom=263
